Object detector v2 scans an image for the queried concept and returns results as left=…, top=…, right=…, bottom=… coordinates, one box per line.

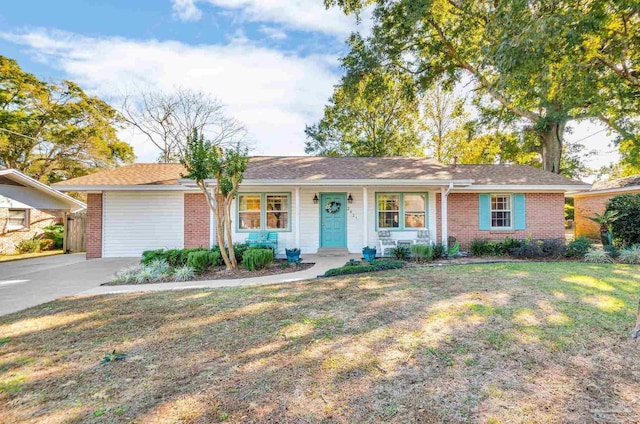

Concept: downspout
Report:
left=441, top=182, right=454, bottom=246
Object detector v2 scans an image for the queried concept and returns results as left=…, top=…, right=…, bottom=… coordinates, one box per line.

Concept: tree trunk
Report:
left=214, top=192, right=233, bottom=269
left=540, top=122, right=565, bottom=174
left=224, top=198, right=237, bottom=269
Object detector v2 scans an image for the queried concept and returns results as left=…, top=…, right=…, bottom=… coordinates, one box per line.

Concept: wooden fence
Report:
left=64, top=211, right=86, bottom=253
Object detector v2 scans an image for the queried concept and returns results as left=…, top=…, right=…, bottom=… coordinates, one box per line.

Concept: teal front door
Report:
left=320, top=193, right=347, bottom=248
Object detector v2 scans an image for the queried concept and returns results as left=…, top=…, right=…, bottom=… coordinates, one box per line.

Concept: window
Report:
left=491, top=195, right=512, bottom=228
left=237, top=193, right=291, bottom=231
left=377, top=194, right=400, bottom=228
left=266, top=195, right=289, bottom=230
left=238, top=195, right=261, bottom=230
left=377, top=193, right=427, bottom=230
left=7, top=209, right=28, bottom=230
left=404, top=194, right=426, bottom=228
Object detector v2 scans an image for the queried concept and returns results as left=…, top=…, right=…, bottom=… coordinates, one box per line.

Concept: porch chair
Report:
left=415, top=229, right=435, bottom=246
left=378, top=230, right=397, bottom=257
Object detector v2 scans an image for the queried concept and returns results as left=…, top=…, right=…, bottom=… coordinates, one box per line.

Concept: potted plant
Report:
left=587, top=211, right=618, bottom=246
left=362, top=246, right=377, bottom=262
left=285, top=248, right=301, bottom=263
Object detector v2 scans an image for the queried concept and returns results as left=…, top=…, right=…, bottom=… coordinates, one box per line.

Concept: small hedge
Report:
left=324, top=260, right=404, bottom=277
left=142, top=247, right=228, bottom=267
left=17, top=239, right=40, bottom=254
left=187, top=250, right=221, bottom=274
left=242, top=248, right=274, bottom=271
left=607, top=194, right=640, bottom=247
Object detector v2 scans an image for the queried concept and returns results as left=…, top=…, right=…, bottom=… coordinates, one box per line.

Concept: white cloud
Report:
left=1, top=29, right=340, bottom=161
left=258, top=25, right=288, bottom=40
left=172, top=0, right=203, bottom=21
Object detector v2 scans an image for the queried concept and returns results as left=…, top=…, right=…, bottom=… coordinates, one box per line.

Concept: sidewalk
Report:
left=80, top=254, right=361, bottom=295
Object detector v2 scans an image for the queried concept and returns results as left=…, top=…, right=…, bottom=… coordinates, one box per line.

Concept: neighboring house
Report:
left=574, top=175, right=640, bottom=239
left=52, top=157, right=590, bottom=259
left=0, top=169, right=86, bottom=254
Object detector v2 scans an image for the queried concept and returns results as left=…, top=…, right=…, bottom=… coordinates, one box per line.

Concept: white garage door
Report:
left=103, top=192, right=184, bottom=257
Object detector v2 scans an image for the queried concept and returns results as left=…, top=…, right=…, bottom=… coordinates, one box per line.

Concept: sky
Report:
left=0, top=0, right=619, bottom=178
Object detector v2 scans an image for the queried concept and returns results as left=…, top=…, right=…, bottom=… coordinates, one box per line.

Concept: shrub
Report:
left=607, top=194, right=640, bottom=246
left=232, top=243, right=250, bottom=264
left=324, top=260, right=404, bottom=277
left=43, top=224, right=64, bottom=248
left=242, top=249, right=274, bottom=271
left=470, top=238, right=492, bottom=256
left=411, top=244, right=434, bottom=262
left=432, top=243, right=447, bottom=259
left=16, top=239, right=40, bottom=254
left=390, top=245, right=411, bottom=260
left=141, top=249, right=166, bottom=265
left=566, top=236, right=592, bottom=258
left=39, top=238, right=56, bottom=251
left=584, top=249, right=614, bottom=263
left=604, top=244, right=620, bottom=259
left=187, top=250, right=217, bottom=274
left=147, top=259, right=171, bottom=278
left=135, top=266, right=161, bottom=283
left=508, top=238, right=566, bottom=259
left=619, top=245, right=640, bottom=264
left=141, top=248, right=210, bottom=266
left=173, top=265, right=196, bottom=282
left=113, top=266, right=141, bottom=284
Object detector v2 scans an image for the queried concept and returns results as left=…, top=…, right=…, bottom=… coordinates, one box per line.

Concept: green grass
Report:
left=1, top=262, right=639, bottom=423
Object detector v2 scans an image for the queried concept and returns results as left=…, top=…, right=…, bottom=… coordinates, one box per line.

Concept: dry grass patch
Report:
left=1, top=263, right=639, bottom=423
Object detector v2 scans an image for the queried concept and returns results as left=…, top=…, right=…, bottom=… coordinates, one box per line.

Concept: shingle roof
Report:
left=53, top=156, right=588, bottom=187
left=591, top=175, right=640, bottom=191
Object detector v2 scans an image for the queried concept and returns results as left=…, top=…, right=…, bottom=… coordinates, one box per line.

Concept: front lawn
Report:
left=1, top=263, right=639, bottom=423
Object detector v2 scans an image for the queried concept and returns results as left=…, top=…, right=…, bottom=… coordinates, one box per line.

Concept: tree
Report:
left=0, top=56, right=134, bottom=183
left=420, top=85, right=470, bottom=163
left=122, top=88, right=241, bottom=163
left=181, top=129, right=248, bottom=270
left=305, top=38, right=424, bottom=157
left=325, top=0, right=640, bottom=173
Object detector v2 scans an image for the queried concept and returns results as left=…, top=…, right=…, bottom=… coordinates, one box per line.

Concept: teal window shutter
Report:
left=513, top=194, right=526, bottom=230
left=478, top=194, right=491, bottom=230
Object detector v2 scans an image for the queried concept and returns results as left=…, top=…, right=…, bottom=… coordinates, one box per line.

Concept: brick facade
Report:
left=0, top=208, right=64, bottom=254
left=574, top=189, right=640, bottom=239
left=184, top=193, right=211, bottom=249
left=86, top=193, right=103, bottom=259
left=443, top=192, right=565, bottom=248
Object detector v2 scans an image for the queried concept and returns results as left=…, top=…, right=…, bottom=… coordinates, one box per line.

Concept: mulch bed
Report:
left=195, top=260, right=314, bottom=281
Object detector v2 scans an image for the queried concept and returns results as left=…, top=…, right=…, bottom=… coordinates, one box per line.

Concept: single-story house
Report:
left=574, top=175, right=640, bottom=239
left=52, top=156, right=590, bottom=259
left=0, top=168, right=86, bottom=254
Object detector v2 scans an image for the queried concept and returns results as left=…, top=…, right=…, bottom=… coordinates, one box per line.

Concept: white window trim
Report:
left=490, top=194, right=513, bottom=230
left=7, top=209, right=29, bottom=231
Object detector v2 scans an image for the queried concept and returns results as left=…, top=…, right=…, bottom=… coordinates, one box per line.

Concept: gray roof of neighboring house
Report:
left=591, top=175, right=640, bottom=191
left=52, top=156, right=589, bottom=188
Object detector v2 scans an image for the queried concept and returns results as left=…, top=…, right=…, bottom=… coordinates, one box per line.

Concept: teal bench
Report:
left=246, top=231, right=278, bottom=251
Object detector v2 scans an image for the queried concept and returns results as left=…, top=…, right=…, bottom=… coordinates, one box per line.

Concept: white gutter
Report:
left=54, top=185, right=201, bottom=192
left=441, top=182, right=453, bottom=245
left=572, top=185, right=640, bottom=197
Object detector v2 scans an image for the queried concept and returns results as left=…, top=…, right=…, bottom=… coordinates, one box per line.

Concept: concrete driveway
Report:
left=0, top=254, right=138, bottom=316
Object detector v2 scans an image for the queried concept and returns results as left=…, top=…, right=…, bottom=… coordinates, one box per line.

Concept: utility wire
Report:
left=0, top=127, right=45, bottom=142
left=572, top=128, right=608, bottom=144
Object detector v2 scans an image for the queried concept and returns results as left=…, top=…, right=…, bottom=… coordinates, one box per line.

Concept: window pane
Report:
left=491, top=211, right=511, bottom=228
left=378, top=212, right=400, bottom=228
left=266, top=195, right=288, bottom=212
left=239, top=212, right=261, bottom=230
left=267, top=212, right=288, bottom=229
left=8, top=210, right=26, bottom=228
left=405, top=212, right=425, bottom=228
left=404, top=194, right=425, bottom=211
left=491, top=195, right=510, bottom=211
left=377, top=194, right=400, bottom=211
left=239, top=195, right=261, bottom=212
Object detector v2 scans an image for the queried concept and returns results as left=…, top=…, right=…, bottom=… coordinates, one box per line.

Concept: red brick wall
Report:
left=86, top=193, right=103, bottom=259
left=574, top=189, right=640, bottom=239
left=184, top=193, right=210, bottom=249
left=446, top=192, right=565, bottom=248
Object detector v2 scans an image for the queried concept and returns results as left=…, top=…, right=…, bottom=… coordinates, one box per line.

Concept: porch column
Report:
left=363, top=187, right=368, bottom=247
left=295, top=187, right=301, bottom=248
left=441, top=187, right=448, bottom=245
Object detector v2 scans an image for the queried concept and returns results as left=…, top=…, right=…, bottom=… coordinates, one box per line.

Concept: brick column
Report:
left=184, top=193, right=211, bottom=248
left=86, top=193, right=103, bottom=259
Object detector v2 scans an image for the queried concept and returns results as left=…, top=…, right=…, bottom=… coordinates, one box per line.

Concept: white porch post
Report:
left=295, top=187, right=301, bottom=247
left=441, top=187, right=449, bottom=245
left=363, top=187, right=368, bottom=247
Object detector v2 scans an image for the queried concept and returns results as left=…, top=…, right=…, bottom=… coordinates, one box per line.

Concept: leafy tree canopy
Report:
left=0, top=55, right=134, bottom=183
left=325, top=0, right=640, bottom=174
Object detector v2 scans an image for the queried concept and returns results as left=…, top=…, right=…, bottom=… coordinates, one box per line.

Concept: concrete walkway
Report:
left=80, top=254, right=361, bottom=295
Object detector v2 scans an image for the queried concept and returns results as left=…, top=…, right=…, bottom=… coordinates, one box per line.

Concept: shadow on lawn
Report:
left=1, top=263, right=639, bottom=423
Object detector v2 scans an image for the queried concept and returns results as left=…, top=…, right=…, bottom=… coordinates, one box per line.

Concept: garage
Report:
left=102, top=191, right=184, bottom=257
